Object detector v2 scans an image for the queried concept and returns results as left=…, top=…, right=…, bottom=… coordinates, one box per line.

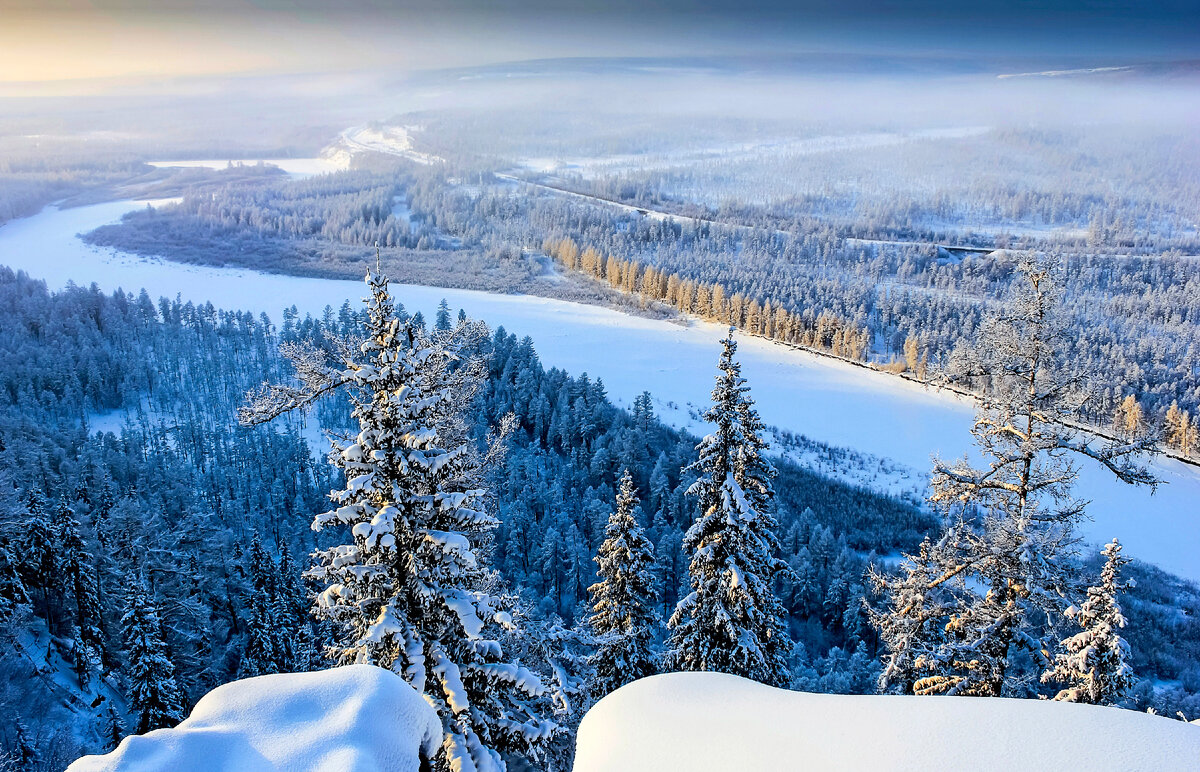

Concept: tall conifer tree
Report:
left=872, top=256, right=1157, bottom=697
left=1042, top=539, right=1136, bottom=705
left=665, top=331, right=790, bottom=686
left=242, top=271, right=556, bottom=771
left=121, top=585, right=184, bottom=733
left=587, top=469, right=659, bottom=699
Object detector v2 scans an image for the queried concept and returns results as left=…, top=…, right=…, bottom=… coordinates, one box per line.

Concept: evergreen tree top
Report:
left=667, top=329, right=790, bottom=687
left=243, top=269, right=557, bottom=771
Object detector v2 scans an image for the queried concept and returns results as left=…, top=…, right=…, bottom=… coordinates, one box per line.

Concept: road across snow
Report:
left=0, top=200, right=1197, bottom=582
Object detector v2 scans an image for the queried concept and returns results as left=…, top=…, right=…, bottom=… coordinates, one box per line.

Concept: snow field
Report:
left=573, top=672, right=1200, bottom=772
left=146, top=158, right=347, bottom=178
left=66, top=665, right=440, bottom=772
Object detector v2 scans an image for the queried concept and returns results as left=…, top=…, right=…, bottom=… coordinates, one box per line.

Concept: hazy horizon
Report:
left=2, top=0, right=1198, bottom=94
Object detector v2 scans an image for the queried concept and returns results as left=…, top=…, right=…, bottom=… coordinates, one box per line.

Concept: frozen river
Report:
left=0, top=199, right=1196, bottom=581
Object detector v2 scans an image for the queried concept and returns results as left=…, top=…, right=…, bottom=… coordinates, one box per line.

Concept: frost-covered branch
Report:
left=237, top=339, right=351, bottom=426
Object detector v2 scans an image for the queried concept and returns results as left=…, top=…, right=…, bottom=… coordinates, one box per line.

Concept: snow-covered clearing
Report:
left=146, top=158, right=346, bottom=178
left=1, top=200, right=1198, bottom=581
left=508, top=126, right=991, bottom=180
left=333, top=125, right=443, bottom=166
left=390, top=195, right=413, bottom=228
left=67, top=665, right=440, bottom=772
left=573, top=672, right=1200, bottom=772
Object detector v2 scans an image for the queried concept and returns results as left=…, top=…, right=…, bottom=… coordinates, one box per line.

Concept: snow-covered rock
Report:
left=573, top=672, right=1200, bottom=771
left=67, top=665, right=440, bottom=772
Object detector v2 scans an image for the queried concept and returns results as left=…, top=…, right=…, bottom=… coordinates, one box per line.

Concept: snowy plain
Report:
left=573, top=672, right=1200, bottom=772
left=510, top=126, right=991, bottom=180
left=67, top=665, right=440, bottom=772
left=0, top=199, right=1197, bottom=581
left=146, top=158, right=346, bottom=178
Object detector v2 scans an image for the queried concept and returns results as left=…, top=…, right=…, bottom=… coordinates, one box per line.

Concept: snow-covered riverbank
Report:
left=147, top=157, right=347, bottom=178
left=0, top=199, right=1196, bottom=581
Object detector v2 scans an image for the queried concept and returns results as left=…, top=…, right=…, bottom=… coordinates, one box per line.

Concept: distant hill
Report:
left=407, top=54, right=1200, bottom=84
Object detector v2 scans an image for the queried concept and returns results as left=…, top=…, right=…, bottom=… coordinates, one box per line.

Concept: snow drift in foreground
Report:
left=67, top=665, right=440, bottom=772
left=573, top=673, right=1200, bottom=772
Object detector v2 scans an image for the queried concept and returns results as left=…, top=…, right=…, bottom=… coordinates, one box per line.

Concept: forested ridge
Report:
left=87, top=157, right=1200, bottom=455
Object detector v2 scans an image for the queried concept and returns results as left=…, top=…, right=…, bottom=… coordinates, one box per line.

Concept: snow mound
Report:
left=573, top=673, right=1200, bottom=771
left=67, top=665, right=441, bottom=772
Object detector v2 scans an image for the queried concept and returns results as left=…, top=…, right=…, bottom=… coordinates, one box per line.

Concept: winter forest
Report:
left=3, top=253, right=1199, bottom=769
left=3, top=4, right=1200, bottom=770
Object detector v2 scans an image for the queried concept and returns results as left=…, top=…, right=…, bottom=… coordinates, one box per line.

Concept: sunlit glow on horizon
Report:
left=1, top=0, right=1197, bottom=92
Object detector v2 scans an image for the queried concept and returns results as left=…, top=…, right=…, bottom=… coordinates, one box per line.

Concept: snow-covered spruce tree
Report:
left=274, top=542, right=319, bottom=671
left=121, top=584, right=184, bottom=733
left=1042, top=539, right=1136, bottom=705
left=664, top=330, right=791, bottom=687
left=436, top=298, right=453, bottom=332
left=240, top=270, right=555, bottom=771
left=0, top=539, right=29, bottom=620
left=587, top=469, right=659, bottom=699
left=871, top=255, right=1157, bottom=698
left=102, top=703, right=127, bottom=752
left=866, top=534, right=956, bottom=695
left=237, top=594, right=278, bottom=678
left=19, top=491, right=56, bottom=625
left=238, top=533, right=280, bottom=677
left=56, top=498, right=105, bottom=681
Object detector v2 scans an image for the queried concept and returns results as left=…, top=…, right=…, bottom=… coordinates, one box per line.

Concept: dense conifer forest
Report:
left=87, top=152, right=1200, bottom=447
left=1, top=265, right=1198, bottom=769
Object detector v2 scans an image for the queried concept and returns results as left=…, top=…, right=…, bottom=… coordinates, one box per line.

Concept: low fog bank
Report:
left=3, top=54, right=1196, bottom=165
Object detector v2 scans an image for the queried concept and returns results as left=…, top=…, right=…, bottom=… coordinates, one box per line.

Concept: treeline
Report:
left=0, top=154, right=146, bottom=226
left=407, top=168, right=1200, bottom=425
left=542, top=236, right=872, bottom=360
left=542, top=232, right=1200, bottom=460
left=557, top=126, right=1200, bottom=254
left=408, top=109, right=1200, bottom=256
left=82, top=158, right=1200, bottom=431
left=124, top=169, right=425, bottom=249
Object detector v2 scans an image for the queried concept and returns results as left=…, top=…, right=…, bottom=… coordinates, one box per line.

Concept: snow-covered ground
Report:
left=67, top=665, right=440, bottom=772
left=1, top=199, right=1197, bottom=581
left=333, top=125, right=442, bottom=166
left=574, top=672, right=1200, bottom=771
left=146, top=158, right=346, bottom=178
left=508, top=126, right=991, bottom=181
